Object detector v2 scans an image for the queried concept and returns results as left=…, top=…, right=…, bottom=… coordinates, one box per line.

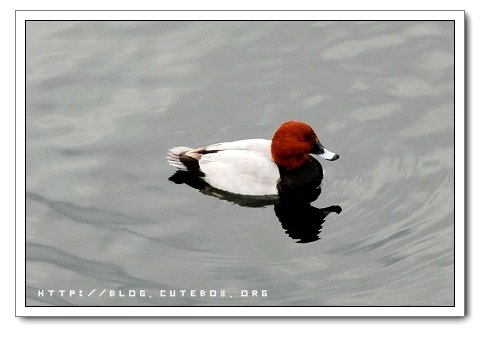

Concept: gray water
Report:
left=26, top=21, right=454, bottom=306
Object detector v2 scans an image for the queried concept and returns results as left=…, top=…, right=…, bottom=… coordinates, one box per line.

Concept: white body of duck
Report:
left=168, top=139, right=279, bottom=195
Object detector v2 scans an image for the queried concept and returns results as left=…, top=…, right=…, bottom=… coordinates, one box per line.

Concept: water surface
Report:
left=26, top=21, right=454, bottom=306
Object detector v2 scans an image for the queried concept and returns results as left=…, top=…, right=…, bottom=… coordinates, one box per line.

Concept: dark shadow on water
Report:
left=169, top=171, right=280, bottom=207
left=169, top=171, right=342, bottom=243
left=275, top=203, right=342, bottom=243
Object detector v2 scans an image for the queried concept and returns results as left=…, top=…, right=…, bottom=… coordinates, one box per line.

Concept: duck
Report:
left=166, top=120, right=339, bottom=201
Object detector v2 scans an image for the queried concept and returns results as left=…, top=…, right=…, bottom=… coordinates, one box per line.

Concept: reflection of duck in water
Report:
left=274, top=203, right=342, bottom=243
left=167, top=120, right=342, bottom=242
left=169, top=170, right=341, bottom=243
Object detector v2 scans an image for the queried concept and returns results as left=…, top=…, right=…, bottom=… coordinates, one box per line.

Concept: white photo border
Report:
left=15, top=10, right=465, bottom=317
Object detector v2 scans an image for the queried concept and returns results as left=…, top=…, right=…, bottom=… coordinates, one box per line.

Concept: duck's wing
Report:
left=199, top=149, right=279, bottom=196
left=168, top=139, right=278, bottom=196
left=205, top=139, right=272, bottom=156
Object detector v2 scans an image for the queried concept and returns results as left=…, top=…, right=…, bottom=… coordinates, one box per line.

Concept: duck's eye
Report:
left=302, top=135, right=313, bottom=142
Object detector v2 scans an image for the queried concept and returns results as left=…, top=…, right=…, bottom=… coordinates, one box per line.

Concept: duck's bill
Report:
left=319, top=148, right=339, bottom=161
left=312, top=140, right=339, bottom=161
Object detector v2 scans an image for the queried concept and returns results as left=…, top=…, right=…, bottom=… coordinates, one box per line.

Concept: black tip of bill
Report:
left=330, top=154, right=340, bottom=161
